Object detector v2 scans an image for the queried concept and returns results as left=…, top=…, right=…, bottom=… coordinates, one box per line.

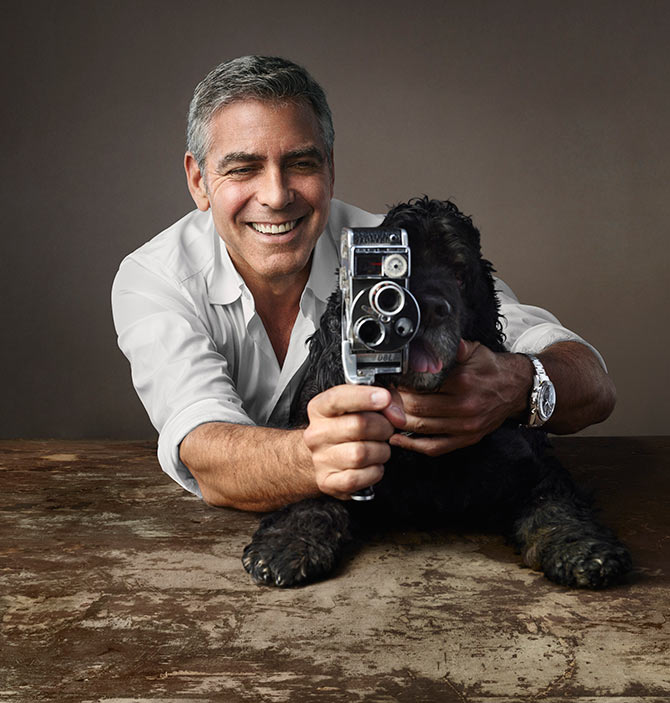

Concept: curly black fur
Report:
left=242, top=197, right=632, bottom=589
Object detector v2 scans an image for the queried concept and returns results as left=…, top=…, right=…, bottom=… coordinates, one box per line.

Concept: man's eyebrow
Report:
left=216, top=152, right=265, bottom=171
left=283, top=146, right=325, bottom=163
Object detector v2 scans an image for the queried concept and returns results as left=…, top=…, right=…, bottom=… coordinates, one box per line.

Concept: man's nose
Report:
left=257, top=168, right=294, bottom=210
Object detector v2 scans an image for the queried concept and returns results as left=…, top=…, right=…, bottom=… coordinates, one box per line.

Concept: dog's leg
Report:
left=242, top=498, right=352, bottom=587
left=512, top=471, right=632, bottom=589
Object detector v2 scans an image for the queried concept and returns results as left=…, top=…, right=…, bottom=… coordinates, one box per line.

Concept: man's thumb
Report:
left=456, top=338, right=480, bottom=363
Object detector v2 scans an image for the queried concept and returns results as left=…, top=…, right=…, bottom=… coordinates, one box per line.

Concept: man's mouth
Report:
left=249, top=218, right=301, bottom=235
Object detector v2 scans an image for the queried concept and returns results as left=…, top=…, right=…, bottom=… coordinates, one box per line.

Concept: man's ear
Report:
left=184, top=152, right=210, bottom=211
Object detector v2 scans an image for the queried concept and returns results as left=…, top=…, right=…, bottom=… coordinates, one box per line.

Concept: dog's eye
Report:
left=454, top=262, right=473, bottom=288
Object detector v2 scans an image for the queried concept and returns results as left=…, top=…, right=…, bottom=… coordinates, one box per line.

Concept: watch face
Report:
left=539, top=382, right=556, bottom=421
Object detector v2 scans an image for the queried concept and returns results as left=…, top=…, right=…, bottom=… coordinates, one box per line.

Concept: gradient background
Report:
left=2, top=0, right=668, bottom=439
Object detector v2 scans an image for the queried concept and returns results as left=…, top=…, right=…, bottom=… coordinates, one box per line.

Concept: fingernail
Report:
left=371, top=390, right=388, bottom=406
left=389, top=403, right=406, bottom=423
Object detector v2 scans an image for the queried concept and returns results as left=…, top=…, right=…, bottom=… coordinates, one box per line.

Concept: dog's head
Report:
left=380, top=197, right=504, bottom=392
left=295, top=197, right=506, bottom=418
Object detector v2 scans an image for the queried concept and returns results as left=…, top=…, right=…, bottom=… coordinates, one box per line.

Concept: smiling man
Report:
left=112, top=56, right=615, bottom=511
left=183, top=98, right=334, bottom=368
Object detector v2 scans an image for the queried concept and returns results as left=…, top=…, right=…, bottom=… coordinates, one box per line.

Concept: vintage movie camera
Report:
left=339, top=226, right=421, bottom=500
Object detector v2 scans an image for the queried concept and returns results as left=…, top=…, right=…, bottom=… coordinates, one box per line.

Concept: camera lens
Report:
left=370, top=281, right=405, bottom=316
left=354, top=317, right=385, bottom=348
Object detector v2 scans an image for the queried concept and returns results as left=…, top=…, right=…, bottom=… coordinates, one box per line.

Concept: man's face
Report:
left=189, top=99, right=334, bottom=291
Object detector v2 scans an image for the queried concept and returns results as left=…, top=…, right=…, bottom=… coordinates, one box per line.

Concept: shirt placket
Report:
left=266, top=294, right=318, bottom=420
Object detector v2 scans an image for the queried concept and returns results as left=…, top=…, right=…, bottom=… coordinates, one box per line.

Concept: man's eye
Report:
left=291, top=160, right=318, bottom=170
left=225, top=166, right=257, bottom=177
left=230, top=167, right=252, bottom=175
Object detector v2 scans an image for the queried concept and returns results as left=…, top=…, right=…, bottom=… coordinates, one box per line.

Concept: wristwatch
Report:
left=525, top=354, right=556, bottom=428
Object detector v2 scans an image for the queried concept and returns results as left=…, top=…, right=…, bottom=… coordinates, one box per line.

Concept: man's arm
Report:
left=179, top=423, right=319, bottom=511
left=180, top=385, right=404, bottom=511
left=389, top=340, right=616, bottom=456
left=113, top=252, right=403, bottom=510
left=530, top=340, right=616, bottom=433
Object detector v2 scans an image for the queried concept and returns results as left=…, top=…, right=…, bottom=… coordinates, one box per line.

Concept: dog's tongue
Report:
left=409, top=341, right=443, bottom=374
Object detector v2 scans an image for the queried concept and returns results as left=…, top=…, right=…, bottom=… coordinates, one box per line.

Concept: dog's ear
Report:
left=434, top=203, right=505, bottom=349
left=432, top=210, right=504, bottom=349
left=462, top=255, right=506, bottom=351
left=309, top=289, right=343, bottom=369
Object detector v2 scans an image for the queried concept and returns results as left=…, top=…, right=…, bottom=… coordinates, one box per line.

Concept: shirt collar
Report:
left=207, top=210, right=340, bottom=307
left=304, top=218, right=339, bottom=303
left=207, top=217, right=246, bottom=305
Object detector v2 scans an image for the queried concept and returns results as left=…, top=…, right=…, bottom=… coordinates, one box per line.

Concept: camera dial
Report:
left=382, top=253, right=408, bottom=278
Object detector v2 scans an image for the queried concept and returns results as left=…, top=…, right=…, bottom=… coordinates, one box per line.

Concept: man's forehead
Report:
left=205, top=99, right=329, bottom=170
left=209, top=97, right=320, bottom=138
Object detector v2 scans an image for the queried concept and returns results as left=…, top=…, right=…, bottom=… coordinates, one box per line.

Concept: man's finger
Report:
left=456, top=338, right=480, bottom=363
left=396, top=389, right=465, bottom=417
left=396, top=413, right=481, bottom=436
left=381, top=387, right=407, bottom=427
left=389, top=432, right=479, bottom=456
left=320, top=464, right=385, bottom=499
left=331, top=440, right=392, bottom=470
left=307, top=384, right=391, bottom=419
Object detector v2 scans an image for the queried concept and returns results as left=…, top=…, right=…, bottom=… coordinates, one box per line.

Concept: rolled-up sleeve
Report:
left=495, top=278, right=607, bottom=371
left=111, top=258, right=252, bottom=495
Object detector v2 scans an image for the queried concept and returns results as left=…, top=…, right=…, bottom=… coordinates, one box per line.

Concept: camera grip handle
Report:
left=351, top=485, right=375, bottom=502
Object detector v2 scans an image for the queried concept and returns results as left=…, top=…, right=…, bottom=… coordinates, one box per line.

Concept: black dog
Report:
left=242, top=197, right=631, bottom=589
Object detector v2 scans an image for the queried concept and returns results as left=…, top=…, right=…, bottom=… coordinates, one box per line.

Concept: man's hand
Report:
left=303, top=385, right=406, bottom=500
left=388, top=340, right=532, bottom=456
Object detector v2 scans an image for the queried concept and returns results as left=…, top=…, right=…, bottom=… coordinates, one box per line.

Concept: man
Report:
left=112, top=56, right=615, bottom=512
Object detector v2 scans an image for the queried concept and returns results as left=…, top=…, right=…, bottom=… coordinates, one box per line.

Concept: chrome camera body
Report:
left=340, top=227, right=420, bottom=386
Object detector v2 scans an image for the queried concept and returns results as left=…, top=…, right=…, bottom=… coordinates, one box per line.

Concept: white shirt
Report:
left=112, top=199, right=604, bottom=496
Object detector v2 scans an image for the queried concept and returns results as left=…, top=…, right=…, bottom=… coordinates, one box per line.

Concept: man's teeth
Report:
left=251, top=220, right=297, bottom=234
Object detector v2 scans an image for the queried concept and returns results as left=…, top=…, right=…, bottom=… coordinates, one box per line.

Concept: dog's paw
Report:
left=242, top=535, right=337, bottom=588
left=540, top=536, right=632, bottom=589
left=242, top=498, right=351, bottom=587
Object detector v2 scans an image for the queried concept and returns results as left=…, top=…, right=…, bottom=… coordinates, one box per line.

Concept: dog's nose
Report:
left=421, top=295, right=452, bottom=327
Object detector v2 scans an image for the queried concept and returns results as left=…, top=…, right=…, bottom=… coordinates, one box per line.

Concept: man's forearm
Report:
left=390, top=339, right=617, bottom=456
left=537, top=341, right=616, bottom=434
left=179, top=422, right=320, bottom=511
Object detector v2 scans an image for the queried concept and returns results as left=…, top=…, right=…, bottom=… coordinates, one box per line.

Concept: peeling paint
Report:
left=1, top=438, right=670, bottom=702
left=40, top=453, right=80, bottom=462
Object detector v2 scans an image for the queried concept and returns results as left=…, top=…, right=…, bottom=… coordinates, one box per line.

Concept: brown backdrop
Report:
left=1, top=0, right=668, bottom=438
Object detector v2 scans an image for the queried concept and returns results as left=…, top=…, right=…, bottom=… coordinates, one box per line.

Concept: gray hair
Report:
left=186, top=55, right=334, bottom=172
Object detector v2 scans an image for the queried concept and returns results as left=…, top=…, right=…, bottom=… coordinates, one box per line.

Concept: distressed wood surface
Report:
left=1, top=437, right=669, bottom=702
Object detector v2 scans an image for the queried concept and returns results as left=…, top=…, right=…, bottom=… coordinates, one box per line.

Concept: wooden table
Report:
left=1, top=437, right=669, bottom=702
